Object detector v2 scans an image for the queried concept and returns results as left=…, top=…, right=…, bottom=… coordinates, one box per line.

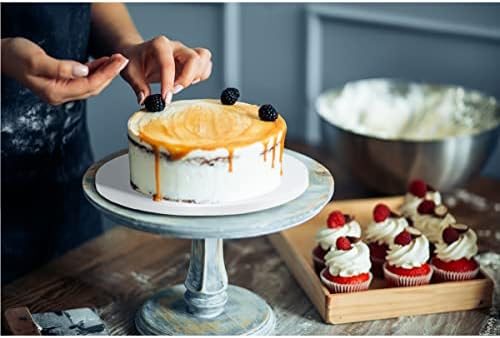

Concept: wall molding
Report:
left=305, top=4, right=500, bottom=144
left=223, top=3, right=241, bottom=89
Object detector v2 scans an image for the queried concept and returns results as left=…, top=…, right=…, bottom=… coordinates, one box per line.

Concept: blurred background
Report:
left=87, top=3, right=500, bottom=178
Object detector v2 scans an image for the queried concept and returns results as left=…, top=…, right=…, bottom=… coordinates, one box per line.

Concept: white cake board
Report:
left=95, top=153, right=309, bottom=216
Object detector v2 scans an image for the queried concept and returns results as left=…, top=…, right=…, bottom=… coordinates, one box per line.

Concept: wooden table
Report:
left=3, top=142, right=500, bottom=335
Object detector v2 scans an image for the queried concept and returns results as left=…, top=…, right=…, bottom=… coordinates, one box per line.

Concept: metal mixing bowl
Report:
left=317, top=79, right=500, bottom=194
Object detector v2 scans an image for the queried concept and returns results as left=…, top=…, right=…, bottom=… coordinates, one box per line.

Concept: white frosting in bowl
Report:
left=435, top=227, right=478, bottom=262
left=315, top=220, right=361, bottom=250
left=386, top=233, right=430, bottom=268
left=364, top=217, right=408, bottom=245
left=324, top=242, right=371, bottom=277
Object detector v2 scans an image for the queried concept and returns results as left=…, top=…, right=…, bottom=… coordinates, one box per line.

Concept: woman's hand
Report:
left=118, top=36, right=212, bottom=104
left=1, top=37, right=129, bottom=105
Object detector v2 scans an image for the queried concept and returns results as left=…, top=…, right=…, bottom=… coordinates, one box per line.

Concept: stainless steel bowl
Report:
left=317, top=79, right=500, bottom=194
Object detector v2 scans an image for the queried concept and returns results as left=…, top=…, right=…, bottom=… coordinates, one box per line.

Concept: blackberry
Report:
left=258, top=104, right=278, bottom=122
left=220, top=87, right=240, bottom=105
left=144, top=94, right=165, bottom=112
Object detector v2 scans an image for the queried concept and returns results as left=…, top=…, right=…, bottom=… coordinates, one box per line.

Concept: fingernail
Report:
left=137, top=91, right=145, bottom=104
left=192, top=78, right=200, bottom=85
left=72, top=65, right=89, bottom=77
left=118, top=59, right=129, bottom=72
left=165, top=91, right=173, bottom=104
left=173, top=84, right=184, bottom=94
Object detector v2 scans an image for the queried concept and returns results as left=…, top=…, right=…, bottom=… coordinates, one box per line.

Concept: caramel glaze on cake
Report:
left=128, top=99, right=287, bottom=202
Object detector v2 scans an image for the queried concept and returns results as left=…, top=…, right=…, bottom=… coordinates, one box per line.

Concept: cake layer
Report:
left=127, top=99, right=287, bottom=203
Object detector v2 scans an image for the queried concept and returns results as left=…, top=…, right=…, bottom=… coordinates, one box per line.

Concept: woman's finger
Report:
left=150, top=36, right=175, bottom=103
left=86, top=57, right=110, bottom=73
left=200, top=60, right=212, bottom=81
left=121, top=65, right=151, bottom=104
left=173, top=48, right=202, bottom=90
left=193, top=47, right=212, bottom=82
left=34, top=54, right=90, bottom=79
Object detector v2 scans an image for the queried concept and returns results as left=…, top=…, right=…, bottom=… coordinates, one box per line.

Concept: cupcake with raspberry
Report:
left=363, top=203, right=408, bottom=277
left=383, top=227, right=433, bottom=287
left=312, top=210, right=361, bottom=274
left=413, top=200, right=456, bottom=244
left=320, top=236, right=372, bottom=293
left=431, top=224, right=479, bottom=282
left=400, top=179, right=443, bottom=219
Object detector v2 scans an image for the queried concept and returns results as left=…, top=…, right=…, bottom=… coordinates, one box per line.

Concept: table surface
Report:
left=3, top=141, right=500, bottom=335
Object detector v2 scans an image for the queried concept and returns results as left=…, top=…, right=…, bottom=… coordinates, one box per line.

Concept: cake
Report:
left=431, top=224, right=479, bottom=281
left=383, top=227, right=433, bottom=287
left=320, top=236, right=372, bottom=293
left=127, top=93, right=287, bottom=203
left=312, top=211, right=361, bottom=274
left=400, top=179, right=443, bottom=218
left=363, top=203, right=408, bottom=277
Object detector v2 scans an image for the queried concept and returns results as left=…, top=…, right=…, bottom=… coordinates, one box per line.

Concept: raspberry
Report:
left=442, top=226, right=460, bottom=244
left=220, top=87, right=240, bottom=105
left=408, top=179, right=427, bottom=198
left=326, top=210, right=345, bottom=228
left=258, top=104, right=278, bottom=121
left=144, top=94, right=165, bottom=112
left=394, top=230, right=412, bottom=246
left=336, top=237, right=352, bottom=251
left=417, top=200, right=435, bottom=215
left=373, top=203, right=391, bottom=222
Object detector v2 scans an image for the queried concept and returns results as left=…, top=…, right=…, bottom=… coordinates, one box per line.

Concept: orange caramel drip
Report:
left=153, top=146, right=162, bottom=201
left=228, top=148, right=234, bottom=172
left=271, top=136, right=276, bottom=169
left=262, top=141, right=268, bottom=162
left=279, top=127, right=287, bottom=176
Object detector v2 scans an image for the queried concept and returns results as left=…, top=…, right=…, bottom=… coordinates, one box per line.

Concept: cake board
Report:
left=82, top=149, right=334, bottom=335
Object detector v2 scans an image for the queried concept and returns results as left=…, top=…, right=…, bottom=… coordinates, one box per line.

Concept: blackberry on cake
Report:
left=220, top=87, right=240, bottom=105
left=144, top=94, right=165, bottom=112
left=259, top=104, right=278, bottom=122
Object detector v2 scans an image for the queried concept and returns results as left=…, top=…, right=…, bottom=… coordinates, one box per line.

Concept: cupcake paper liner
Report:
left=431, top=264, right=479, bottom=282
left=383, top=263, right=433, bottom=287
left=320, top=268, right=373, bottom=293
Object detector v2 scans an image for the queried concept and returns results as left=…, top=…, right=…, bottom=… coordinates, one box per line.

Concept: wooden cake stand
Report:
left=82, top=149, right=333, bottom=335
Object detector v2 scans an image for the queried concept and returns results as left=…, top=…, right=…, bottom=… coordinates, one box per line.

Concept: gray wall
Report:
left=87, top=3, right=500, bottom=178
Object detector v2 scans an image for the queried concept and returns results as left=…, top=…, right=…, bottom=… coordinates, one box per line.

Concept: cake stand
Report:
left=82, top=149, right=334, bottom=335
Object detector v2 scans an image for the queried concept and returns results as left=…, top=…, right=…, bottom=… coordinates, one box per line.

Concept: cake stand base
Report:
left=135, top=285, right=276, bottom=335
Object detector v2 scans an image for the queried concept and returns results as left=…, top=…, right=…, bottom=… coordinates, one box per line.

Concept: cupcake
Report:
left=400, top=179, right=442, bottom=219
left=431, top=224, right=479, bottom=282
left=383, top=227, right=433, bottom=287
left=412, top=200, right=456, bottom=245
left=363, top=203, right=408, bottom=277
left=320, top=236, right=372, bottom=293
left=312, top=210, right=361, bottom=274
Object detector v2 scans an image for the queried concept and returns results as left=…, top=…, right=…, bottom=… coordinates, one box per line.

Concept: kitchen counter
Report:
left=3, top=141, right=499, bottom=335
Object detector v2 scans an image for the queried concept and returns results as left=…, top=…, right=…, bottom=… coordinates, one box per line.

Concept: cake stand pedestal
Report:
left=83, top=149, right=333, bottom=335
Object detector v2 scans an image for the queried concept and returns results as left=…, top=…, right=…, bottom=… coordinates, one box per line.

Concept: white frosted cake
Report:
left=127, top=99, right=287, bottom=203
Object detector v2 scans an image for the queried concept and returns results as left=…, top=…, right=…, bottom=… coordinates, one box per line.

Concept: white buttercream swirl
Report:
left=386, top=231, right=430, bottom=268
left=324, top=242, right=372, bottom=277
left=413, top=213, right=456, bottom=243
left=315, top=220, right=362, bottom=250
left=400, top=191, right=442, bottom=217
left=435, top=227, right=478, bottom=261
left=363, top=217, right=408, bottom=245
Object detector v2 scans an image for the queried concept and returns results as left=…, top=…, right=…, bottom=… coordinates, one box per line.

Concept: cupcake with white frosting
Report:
left=383, top=227, right=433, bottom=287
left=312, top=210, right=361, bottom=274
left=413, top=201, right=456, bottom=244
left=400, top=179, right=442, bottom=219
left=320, top=236, right=372, bottom=293
left=363, top=203, right=408, bottom=277
left=431, top=224, right=480, bottom=282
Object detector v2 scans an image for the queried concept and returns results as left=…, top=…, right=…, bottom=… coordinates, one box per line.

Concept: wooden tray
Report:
left=268, top=196, right=494, bottom=324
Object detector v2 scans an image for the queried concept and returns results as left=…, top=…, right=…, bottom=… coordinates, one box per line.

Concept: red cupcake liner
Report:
left=320, top=268, right=373, bottom=293
left=383, top=263, right=432, bottom=287
left=431, top=264, right=479, bottom=282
